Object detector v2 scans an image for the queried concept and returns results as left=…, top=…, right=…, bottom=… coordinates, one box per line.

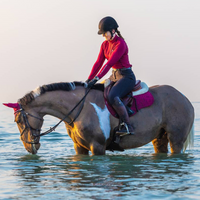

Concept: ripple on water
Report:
left=0, top=104, right=200, bottom=199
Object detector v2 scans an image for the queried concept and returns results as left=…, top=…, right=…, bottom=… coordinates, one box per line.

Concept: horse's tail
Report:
left=183, top=123, right=194, bottom=153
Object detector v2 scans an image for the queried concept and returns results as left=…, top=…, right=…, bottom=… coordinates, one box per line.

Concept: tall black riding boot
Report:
left=112, top=97, right=134, bottom=136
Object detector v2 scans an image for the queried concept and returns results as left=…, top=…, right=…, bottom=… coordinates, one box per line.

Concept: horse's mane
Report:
left=18, top=81, right=104, bottom=106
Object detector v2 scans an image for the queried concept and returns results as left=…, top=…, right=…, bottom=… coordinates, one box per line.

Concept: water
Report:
left=0, top=103, right=200, bottom=200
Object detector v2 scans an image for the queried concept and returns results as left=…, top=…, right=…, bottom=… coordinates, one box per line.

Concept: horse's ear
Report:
left=3, top=103, right=20, bottom=112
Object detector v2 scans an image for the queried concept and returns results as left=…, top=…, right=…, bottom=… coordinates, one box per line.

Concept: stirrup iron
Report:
left=116, top=122, right=131, bottom=136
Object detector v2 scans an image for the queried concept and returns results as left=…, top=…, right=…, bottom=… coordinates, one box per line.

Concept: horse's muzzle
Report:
left=25, top=143, right=40, bottom=154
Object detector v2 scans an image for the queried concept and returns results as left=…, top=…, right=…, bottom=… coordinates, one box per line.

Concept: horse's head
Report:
left=3, top=103, right=43, bottom=154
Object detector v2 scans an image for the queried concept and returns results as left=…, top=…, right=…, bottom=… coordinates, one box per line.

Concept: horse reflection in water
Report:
left=15, top=154, right=195, bottom=196
left=4, top=81, right=194, bottom=155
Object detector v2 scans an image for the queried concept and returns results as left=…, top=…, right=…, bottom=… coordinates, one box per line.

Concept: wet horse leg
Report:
left=167, top=127, right=188, bottom=153
left=152, top=129, right=169, bottom=153
left=90, top=141, right=106, bottom=155
left=168, top=136, right=185, bottom=153
left=74, top=143, right=89, bottom=155
left=66, top=126, right=89, bottom=155
left=169, top=139, right=184, bottom=153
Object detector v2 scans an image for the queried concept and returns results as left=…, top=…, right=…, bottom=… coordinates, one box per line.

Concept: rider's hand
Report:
left=84, top=79, right=91, bottom=88
left=85, top=79, right=90, bottom=84
left=87, top=77, right=99, bottom=88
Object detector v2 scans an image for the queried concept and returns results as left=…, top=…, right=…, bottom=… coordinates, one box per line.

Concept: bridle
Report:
left=15, top=106, right=43, bottom=144
left=15, top=88, right=91, bottom=145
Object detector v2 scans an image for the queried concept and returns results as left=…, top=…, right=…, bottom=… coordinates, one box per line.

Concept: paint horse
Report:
left=4, top=81, right=194, bottom=155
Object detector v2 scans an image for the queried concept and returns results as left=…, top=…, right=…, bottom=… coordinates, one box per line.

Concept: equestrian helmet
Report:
left=98, top=16, right=119, bottom=35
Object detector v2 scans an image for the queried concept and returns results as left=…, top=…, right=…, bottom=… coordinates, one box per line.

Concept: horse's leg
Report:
left=168, top=138, right=184, bottom=153
left=90, top=141, right=106, bottom=155
left=74, top=143, right=89, bottom=155
left=168, top=131, right=185, bottom=153
left=167, top=127, right=189, bottom=154
left=152, top=129, right=169, bottom=153
left=166, top=120, right=193, bottom=154
left=66, top=126, right=89, bottom=155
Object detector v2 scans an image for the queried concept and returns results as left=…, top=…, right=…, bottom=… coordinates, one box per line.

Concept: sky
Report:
left=0, top=0, right=200, bottom=103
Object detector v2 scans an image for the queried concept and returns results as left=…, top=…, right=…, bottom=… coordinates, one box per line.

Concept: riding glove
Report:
left=85, top=79, right=90, bottom=84
left=87, top=76, right=99, bottom=88
left=83, top=79, right=90, bottom=88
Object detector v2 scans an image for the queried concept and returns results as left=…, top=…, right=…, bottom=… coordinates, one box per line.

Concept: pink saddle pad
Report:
left=105, top=91, right=154, bottom=119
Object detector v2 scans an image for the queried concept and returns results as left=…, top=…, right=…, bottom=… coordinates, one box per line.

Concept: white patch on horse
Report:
left=90, top=103, right=111, bottom=140
left=32, top=86, right=41, bottom=98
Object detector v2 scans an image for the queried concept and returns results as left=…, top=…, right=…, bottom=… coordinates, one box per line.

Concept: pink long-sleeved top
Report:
left=88, top=35, right=132, bottom=80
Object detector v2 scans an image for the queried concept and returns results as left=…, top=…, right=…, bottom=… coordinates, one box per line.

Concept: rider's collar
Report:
left=109, top=34, right=118, bottom=43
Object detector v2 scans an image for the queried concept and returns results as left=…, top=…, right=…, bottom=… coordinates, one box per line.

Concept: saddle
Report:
left=104, top=80, right=154, bottom=118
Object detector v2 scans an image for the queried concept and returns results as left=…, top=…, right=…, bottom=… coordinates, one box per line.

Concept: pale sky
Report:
left=0, top=0, right=200, bottom=103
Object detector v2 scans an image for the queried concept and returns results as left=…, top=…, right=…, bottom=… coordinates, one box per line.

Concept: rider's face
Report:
left=103, top=31, right=111, bottom=40
left=103, top=30, right=115, bottom=41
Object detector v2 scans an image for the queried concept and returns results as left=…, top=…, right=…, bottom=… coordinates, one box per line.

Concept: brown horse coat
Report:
left=6, top=83, right=194, bottom=155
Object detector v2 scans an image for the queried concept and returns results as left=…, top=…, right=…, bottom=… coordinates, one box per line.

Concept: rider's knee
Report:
left=108, top=93, right=119, bottom=105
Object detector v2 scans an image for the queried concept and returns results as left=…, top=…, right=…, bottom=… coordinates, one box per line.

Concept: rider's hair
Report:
left=116, top=29, right=124, bottom=40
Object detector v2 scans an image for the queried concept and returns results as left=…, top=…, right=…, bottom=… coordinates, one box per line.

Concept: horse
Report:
left=4, top=81, right=194, bottom=155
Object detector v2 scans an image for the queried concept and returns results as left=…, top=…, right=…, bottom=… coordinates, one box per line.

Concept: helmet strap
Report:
left=110, top=31, right=113, bottom=39
left=110, top=30, right=116, bottom=40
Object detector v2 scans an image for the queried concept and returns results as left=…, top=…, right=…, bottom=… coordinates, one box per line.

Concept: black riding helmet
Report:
left=98, top=16, right=119, bottom=35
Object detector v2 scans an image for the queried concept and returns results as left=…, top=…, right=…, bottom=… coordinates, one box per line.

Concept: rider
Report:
left=86, top=16, right=136, bottom=135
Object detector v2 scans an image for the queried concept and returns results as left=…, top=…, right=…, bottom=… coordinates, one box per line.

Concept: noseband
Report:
left=15, top=107, right=43, bottom=145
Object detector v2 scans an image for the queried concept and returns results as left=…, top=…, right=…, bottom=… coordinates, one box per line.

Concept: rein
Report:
left=37, top=88, right=90, bottom=137
left=17, top=88, right=91, bottom=143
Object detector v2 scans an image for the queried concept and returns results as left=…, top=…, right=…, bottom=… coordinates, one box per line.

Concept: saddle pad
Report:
left=105, top=91, right=154, bottom=119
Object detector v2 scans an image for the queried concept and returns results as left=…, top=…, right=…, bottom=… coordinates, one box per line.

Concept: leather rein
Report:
left=15, top=88, right=91, bottom=144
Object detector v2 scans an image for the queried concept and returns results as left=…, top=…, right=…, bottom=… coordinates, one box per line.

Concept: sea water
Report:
left=0, top=103, right=200, bottom=200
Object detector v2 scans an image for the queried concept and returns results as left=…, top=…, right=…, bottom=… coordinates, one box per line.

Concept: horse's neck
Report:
left=26, top=88, right=83, bottom=119
left=27, top=87, right=104, bottom=120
